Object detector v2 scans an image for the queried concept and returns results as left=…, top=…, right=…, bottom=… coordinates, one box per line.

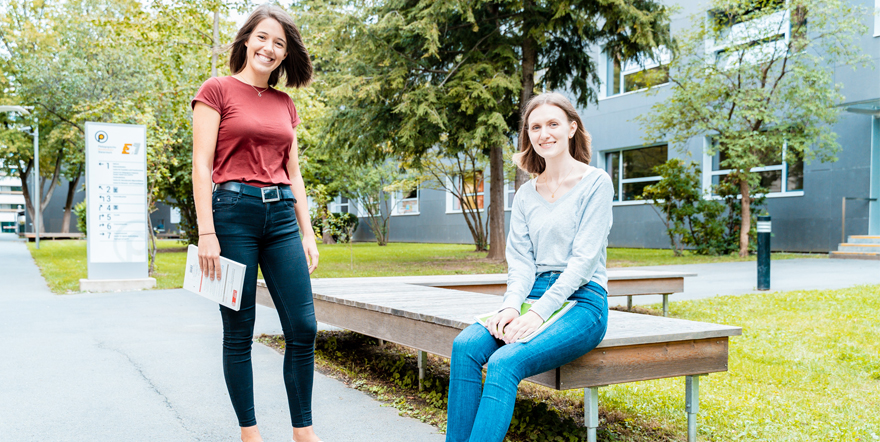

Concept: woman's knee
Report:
left=485, top=349, right=526, bottom=383
left=452, top=325, right=488, bottom=355
left=284, top=316, right=317, bottom=348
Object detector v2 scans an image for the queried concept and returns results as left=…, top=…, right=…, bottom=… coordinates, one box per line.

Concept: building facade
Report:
left=348, top=0, right=880, bottom=253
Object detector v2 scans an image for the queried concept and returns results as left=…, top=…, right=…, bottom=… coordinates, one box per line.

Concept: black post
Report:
left=757, top=215, right=771, bottom=291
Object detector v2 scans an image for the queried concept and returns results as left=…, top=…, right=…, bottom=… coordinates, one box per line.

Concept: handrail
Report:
left=841, top=197, right=879, bottom=244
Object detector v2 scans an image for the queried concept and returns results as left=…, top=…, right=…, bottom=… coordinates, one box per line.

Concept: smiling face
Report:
left=243, top=18, right=288, bottom=79
left=527, top=104, right=578, bottom=162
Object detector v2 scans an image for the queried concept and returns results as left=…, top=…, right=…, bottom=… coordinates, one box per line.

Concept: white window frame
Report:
left=705, top=8, right=790, bottom=69
left=703, top=140, right=804, bottom=198
left=329, top=195, right=350, bottom=214
left=603, top=144, right=668, bottom=205
left=445, top=172, right=486, bottom=214
left=391, top=185, right=420, bottom=216
left=600, top=47, right=672, bottom=99
left=875, top=0, right=880, bottom=37
left=503, top=181, right=516, bottom=211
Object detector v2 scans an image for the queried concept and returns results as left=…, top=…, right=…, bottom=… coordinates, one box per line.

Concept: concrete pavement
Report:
left=610, top=256, right=880, bottom=308
left=0, top=234, right=446, bottom=442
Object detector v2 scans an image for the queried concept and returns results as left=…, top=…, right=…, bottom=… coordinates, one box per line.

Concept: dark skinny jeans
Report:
left=212, top=187, right=317, bottom=428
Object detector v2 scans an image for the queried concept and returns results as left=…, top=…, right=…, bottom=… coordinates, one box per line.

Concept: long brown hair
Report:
left=228, top=4, right=312, bottom=88
left=513, top=92, right=592, bottom=174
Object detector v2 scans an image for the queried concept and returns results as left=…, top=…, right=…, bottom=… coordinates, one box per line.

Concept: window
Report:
left=504, top=181, right=517, bottom=210
left=391, top=186, right=420, bottom=216
left=604, top=145, right=668, bottom=202
left=875, top=0, right=880, bottom=37
left=605, top=47, right=671, bottom=97
left=706, top=4, right=790, bottom=69
left=707, top=144, right=803, bottom=196
left=329, top=196, right=351, bottom=214
left=446, top=171, right=485, bottom=213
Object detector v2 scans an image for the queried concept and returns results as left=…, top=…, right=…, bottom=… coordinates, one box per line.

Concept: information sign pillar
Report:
left=79, top=122, right=156, bottom=292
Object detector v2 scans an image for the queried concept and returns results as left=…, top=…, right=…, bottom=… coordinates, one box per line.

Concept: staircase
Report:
left=830, top=236, right=880, bottom=260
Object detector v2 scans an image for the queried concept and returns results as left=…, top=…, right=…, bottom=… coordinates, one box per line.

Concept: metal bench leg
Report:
left=663, top=294, right=669, bottom=317
left=585, top=386, right=599, bottom=442
left=686, top=375, right=702, bottom=442
left=627, top=295, right=632, bottom=311
left=418, top=350, right=428, bottom=391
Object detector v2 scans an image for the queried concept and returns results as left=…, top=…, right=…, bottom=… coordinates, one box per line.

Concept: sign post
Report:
left=756, top=215, right=771, bottom=291
left=79, top=122, right=156, bottom=291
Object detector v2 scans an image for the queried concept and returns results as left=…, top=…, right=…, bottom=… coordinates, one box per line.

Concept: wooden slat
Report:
left=558, top=338, right=730, bottom=389
left=436, top=278, right=684, bottom=297
left=314, top=299, right=461, bottom=358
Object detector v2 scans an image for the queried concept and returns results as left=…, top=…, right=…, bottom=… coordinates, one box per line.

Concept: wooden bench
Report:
left=256, top=271, right=740, bottom=442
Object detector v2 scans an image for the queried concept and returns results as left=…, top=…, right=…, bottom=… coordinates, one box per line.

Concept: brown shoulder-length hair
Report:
left=513, top=92, right=592, bottom=175
left=228, top=4, right=312, bottom=88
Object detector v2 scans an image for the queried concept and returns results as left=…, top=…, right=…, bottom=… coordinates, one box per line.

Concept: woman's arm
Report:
left=286, top=129, right=319, bottom=273
left=192, top=102, right=222, bottom=280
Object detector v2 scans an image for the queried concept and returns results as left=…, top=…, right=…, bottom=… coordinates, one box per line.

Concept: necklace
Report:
left=542, top=163, right=576, bottom=199
left=234, top=75, right=269, bottom=97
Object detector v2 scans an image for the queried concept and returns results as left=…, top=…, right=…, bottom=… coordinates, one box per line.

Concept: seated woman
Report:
left=445, top=92, right=614, bottom=442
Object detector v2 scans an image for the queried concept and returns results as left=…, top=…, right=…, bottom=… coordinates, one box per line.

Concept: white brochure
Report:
left=183, top=245, right=246, bottom=311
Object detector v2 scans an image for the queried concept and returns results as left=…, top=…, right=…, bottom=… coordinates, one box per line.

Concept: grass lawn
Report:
left=590, top=284, right=880, bottom=441
left=28, top=239, right=820, bottom=294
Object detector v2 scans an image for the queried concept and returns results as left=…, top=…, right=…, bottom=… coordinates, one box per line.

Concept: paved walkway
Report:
left=0, top=235, right=445, bottom=442
left=2, top=233, right=878, bottom=441
left=609, top=257, right=880, bottom=308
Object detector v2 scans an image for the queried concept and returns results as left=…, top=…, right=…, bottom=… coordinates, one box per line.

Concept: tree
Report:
left=416, top=145, right=493, bottom=252
left=511, top=0, right=674, bottom=191
left=302, top=0, right=519, bottom=259
left=638, top=0, right=869, bottom=257
left=0, top=0, right=164, bottom=234
left=304, top=0, right=671, bottom=261
left=339, top=162, right=416, bottom=246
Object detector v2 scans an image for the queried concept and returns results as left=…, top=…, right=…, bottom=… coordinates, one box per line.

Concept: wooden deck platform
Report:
left=255, top=271, right=739, bottom=442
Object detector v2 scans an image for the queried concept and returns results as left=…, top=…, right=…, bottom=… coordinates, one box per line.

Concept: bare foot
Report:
left=293, top=425, right=321, bottom=442
left=241, top=425, right=263, bottom=442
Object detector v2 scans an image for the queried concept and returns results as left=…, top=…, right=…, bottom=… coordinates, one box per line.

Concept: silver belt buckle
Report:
left=261, top=186, right=280, bottom=203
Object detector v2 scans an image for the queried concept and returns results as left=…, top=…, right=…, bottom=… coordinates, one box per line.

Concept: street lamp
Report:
left=0, top=105, right=39, bottom=249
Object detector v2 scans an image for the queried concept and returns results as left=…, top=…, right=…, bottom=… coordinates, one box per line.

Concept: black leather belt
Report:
left=215, top=182, right=296, bottom=203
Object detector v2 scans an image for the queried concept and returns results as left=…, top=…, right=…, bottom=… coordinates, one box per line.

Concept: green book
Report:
left=475, top=299, right=577, bottom=343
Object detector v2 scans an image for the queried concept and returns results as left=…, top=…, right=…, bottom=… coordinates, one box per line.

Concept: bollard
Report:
left=757, top=215, right=771, bottom=290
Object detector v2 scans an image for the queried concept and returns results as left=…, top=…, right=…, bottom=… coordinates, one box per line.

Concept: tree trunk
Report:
left=487, top=146, right=506, bottom=261
left=739, top=178, right=751, bottom=258
left=515, top=2, right=538, bottom=192
left=61, top=168, right=82, bottom=234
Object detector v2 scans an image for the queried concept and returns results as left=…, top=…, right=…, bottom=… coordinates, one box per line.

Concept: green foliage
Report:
left=643, top=159, right=765, bottom=256
left=310, top=210, right=359, bottom=244
left=638, top=0, right=870, bottom=256
left=74, top=201, right=87, bottom=236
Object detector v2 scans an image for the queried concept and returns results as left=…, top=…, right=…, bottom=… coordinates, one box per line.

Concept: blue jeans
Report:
left=212, top=187, right=317, bottom=428
left=446, top=272, right=608, bottom=442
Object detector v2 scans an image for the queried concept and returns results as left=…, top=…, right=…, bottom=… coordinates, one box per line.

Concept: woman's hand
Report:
left=501, top=310, right=544, bottom=344
left=198, top=233, right=222, bottom=281
left=486, top=308, right=520, bottom=340
left=302, top=233, right=319, bottom=274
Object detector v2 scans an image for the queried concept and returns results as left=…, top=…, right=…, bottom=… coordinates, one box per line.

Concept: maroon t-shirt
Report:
left=191, top=76, right=301, bottom=187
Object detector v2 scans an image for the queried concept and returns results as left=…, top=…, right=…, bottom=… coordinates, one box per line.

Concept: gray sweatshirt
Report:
left=500, top=165, right=614, bottom=321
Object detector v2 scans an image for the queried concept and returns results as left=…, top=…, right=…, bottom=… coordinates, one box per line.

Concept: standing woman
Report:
left=191, top=5, right=321, bottom=442
left=445, top=92, right=614, bottom=442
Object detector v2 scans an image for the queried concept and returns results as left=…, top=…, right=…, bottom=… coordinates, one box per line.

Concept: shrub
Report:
left=642, top=159, right=764, bottom=256
left=74, top=201, right=87, bottom=236
left=310, top=209, right=359, bottom=243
